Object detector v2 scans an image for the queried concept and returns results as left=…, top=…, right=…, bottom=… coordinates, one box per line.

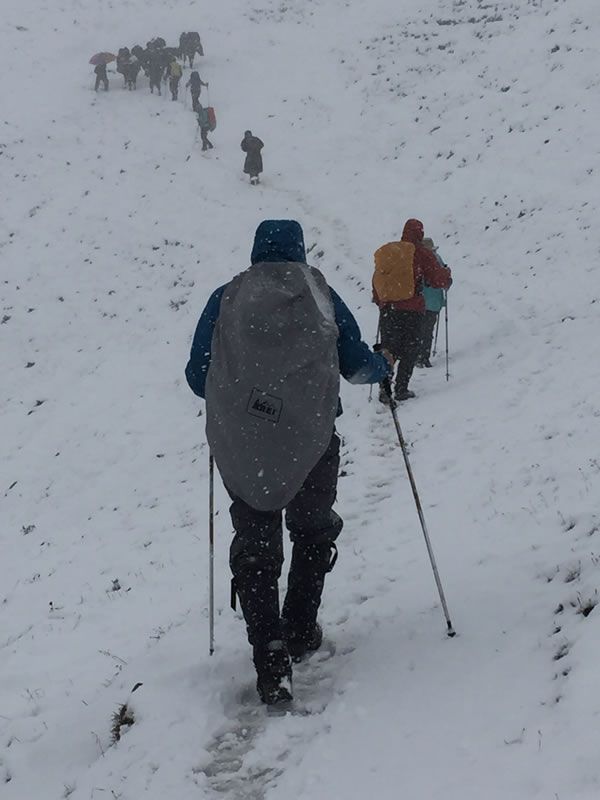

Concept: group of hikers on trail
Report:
left=93, top=36, right=205, bottom=99
left=93, top=34, right=204, bottom=93
left=185, top=217, right=453, bottom=707
left=91, top=33, right=265, bottom=184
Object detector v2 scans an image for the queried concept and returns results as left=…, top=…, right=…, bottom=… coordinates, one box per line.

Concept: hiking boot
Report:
left=395, top=388, right=416, bottom=402
left=421, top=357, right=432, bottom=368
left=253, top=640, right=293, bottom=705
left=283, top=621, right=323, bottom=663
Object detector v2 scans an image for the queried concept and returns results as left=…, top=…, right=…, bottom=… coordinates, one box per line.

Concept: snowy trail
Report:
left=3, top=0, right=600, bottom=798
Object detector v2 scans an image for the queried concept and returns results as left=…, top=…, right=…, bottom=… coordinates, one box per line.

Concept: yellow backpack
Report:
left=170, top=62, right=182, bottom=78
left=373, top=241, right=416, bottom=302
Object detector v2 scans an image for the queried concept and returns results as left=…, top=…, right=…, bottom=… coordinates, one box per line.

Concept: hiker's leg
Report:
left=421, top=311, right=438, bottom=361
left=283, top=432, right=342, bottom=644
left=378, top=305, right=402, bottom=395
left=228, top=492, right=292, bottom=704
left=393, top=310, right=423, bottom=396
left=228, top=493, right=284, bottom=647
left=419, top=310, right=438, bottom=362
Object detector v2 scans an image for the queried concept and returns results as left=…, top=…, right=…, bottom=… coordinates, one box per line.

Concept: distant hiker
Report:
left=180, top=31, right=204, bottom=68
left=147, top=55, right=162, bottom=95
left=185, top=219, right=393, bottom=706
left=186, top=70, right=208, bottom=112
left=123, top=57, right=141, bottom=90
left=241, top=130, right=264, bottom=185
left=196, top=105, right=214, bottom=150
left=94, top=62, right=109, bottom=92
left=372, top=219, right=452, bottom=402
left=416, top=237, right=451, bottom=368
left=116, top=47, right=130, bottom=85
left=168, top=59, right=183, bottom=100
left=130, top=44, right=148, bottom=72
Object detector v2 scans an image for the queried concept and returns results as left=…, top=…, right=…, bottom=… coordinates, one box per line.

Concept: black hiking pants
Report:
left=418, top=310, right=439, bottom=362
left=227, top=431, right=343, bottom=646
left=379, top=306, right=423, bottom=395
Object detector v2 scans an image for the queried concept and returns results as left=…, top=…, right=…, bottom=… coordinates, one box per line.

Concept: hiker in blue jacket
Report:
left=186, top=220, right=392, bottom=706
left=186, top=273, right=392, bottom=399
left=416, top=237, right=451, bottom=368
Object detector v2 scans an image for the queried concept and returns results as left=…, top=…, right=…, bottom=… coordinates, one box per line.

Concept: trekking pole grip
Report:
left=373, top=343, right=393, bottom=399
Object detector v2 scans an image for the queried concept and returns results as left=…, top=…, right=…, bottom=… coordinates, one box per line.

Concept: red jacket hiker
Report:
left=372, top=218, right=451, bottom=313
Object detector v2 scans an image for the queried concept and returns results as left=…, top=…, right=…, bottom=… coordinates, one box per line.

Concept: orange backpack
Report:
left=373, top=241, right=416, bottom=302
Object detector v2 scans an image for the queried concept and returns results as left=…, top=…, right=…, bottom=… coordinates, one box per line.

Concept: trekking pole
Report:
left=444, top=292, right=449, bottom=381
left=208, top=452, right=215, bottom=655
left=432, top=313, right=440, bottom=357
left=382, top=378, right=456, bottom=637
left=369, top=319, right=381, bottom=403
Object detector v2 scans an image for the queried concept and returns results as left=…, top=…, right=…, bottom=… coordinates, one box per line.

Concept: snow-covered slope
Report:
left=2, top=0, right=600, bottom=797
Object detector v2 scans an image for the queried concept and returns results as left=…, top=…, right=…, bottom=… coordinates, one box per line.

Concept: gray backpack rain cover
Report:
left=205, top=261, right=340, bottom=511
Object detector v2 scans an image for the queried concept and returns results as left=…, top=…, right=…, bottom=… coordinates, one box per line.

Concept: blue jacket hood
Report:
left=250, top=219, right=306, bottom=264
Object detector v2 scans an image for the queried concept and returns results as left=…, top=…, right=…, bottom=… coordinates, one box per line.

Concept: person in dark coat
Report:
left=147, top=55, right=162, bottom=95
left=116, top=47, right=130, bottom=85
left=241, top=130, right=264, bottom=185
left=185, top=70, right=208, bottom=112
left=185, top=220, right=393, bottom=706
left=131, top=44, right=147, bottom=70
left=123, top=57, right=141, bottom=90
left=94, top=62, right=109, bottom=91
left=372, top=219, right=452, bottom=401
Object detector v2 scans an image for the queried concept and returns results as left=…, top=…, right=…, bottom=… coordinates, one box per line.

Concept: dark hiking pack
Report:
left=205, top=261, right=340, bottom=512
left=373, top=240, right=417, bottom=302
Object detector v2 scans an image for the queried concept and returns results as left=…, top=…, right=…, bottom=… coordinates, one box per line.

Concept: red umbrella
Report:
left=89, top=52, right=116, bottom=66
